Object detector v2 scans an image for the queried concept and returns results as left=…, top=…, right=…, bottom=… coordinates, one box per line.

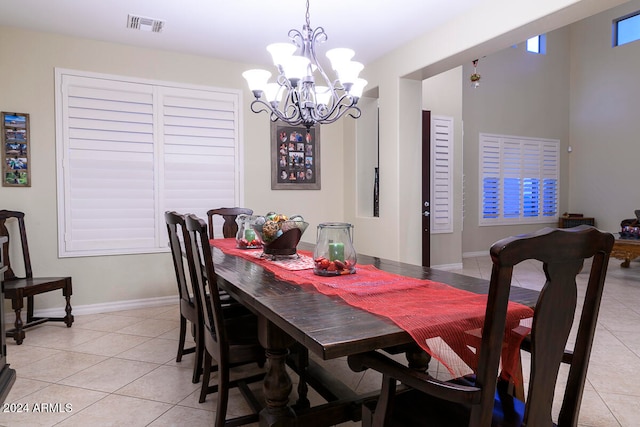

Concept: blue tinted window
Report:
left=542, top=179, right=557, bottom=216
left=482, top=178, right=499, bottom=219
left=502, top=178, right=520, bottom=218
left=522, top=178, right=539, bottom=217
left=526, top=35, right=546, bottom=54
left=480, top=134, right=559, bottom=225
left=616, top=13, right=640, bottom=46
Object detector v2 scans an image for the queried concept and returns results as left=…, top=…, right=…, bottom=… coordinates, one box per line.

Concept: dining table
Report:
left=210, top=239, right=539, bottom=427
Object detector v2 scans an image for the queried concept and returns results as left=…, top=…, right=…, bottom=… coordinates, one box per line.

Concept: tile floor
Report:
left=2, top=255, right=640, bottom=426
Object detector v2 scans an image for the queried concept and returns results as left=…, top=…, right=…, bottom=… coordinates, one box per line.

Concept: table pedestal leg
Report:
left=258, top=317, right=296, bottom=427
left=405, top=347, right=431, bottom=373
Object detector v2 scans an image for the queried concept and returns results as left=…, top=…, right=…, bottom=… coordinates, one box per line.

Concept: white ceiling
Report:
left=0, top=0, right=485, bottom=66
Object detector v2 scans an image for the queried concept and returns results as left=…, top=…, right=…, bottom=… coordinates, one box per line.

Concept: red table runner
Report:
left=211, top=238, right=533, bottom=380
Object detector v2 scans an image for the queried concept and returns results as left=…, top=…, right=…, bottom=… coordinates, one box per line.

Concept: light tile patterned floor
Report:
left=2, top=256, right=640, bottom=426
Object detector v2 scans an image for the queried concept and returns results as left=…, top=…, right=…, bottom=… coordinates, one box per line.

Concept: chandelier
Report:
left=242, top=0, right=367, bottom=130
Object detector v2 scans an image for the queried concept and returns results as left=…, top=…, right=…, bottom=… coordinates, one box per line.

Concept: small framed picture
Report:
left=2, top=112, right=31, bottom=187
left=271, top=121, right=321, bottom=190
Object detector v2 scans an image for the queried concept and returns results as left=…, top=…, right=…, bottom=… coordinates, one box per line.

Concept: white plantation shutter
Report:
left=480, top=134, right=500, bottom=220
left=56, top=70, right=242, bottom=257
left=430, top=116, right=453, bottom=233
left=479, top=133, right=559, bottom=226
left=161, top=87, right=239, bottom=232
left=502, top=137, right=521, bottom=219
left=541, top=141, right=559, bottom=217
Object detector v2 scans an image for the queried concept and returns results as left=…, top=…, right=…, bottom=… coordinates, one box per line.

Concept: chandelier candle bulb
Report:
left=315, top=86, right=332, bottom=105
left=350, top=78, right=368, bottom=99
left=267, top=43, right=297, bottom=67
left=242, top=69, right=271, bottom=95
left=337, top=61, right=364, bottom=86
left=281, top=56, right=310, bottom=83
left=326, top=48, right=355, bottom=70
left=264, top=83, right=283, bottom=104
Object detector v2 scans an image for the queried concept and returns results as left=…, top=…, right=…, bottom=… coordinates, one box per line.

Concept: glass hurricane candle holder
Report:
left=235, top=214, right=263, bottom=249
left=313, top=222, right=357, bottom=276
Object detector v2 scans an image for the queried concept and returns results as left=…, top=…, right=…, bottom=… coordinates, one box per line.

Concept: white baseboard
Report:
left=463, top=251, right=489, bottom=258
left=432, top=251, right=490, bottom=270
left=5, top=295, right=177, bottom=324
left=431, top=262, right=464, bottom=271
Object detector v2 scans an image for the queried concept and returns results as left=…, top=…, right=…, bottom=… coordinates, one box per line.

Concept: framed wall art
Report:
left=1, top=112, right=31, bottom=187
left=271, top=121, right=321, bottom=190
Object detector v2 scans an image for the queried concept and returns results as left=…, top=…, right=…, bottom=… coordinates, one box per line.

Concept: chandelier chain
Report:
left=305, top=0, right=311, bottom=28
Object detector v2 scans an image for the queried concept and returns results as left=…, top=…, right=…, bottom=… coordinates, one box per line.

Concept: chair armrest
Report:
left=348, top=351, right=482, bottom=405
left=520, top=335, right=573, bottom=364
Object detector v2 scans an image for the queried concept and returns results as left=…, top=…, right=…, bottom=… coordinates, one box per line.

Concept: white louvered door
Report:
left=430, top=116, right=454, bottom=234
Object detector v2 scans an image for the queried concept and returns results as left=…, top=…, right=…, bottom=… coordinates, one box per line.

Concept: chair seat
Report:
left=373, top=381, right=527, bottom=427
left=350, top=226, right=614, bottom=427
left=1, top=210, right=74, bottom=345
left=3, top=276, right=73, bottom=345
left=3, top=276, right=71, bottom=294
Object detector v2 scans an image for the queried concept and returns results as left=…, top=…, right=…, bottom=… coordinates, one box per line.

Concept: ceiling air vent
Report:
left=127, top=14, right=165, bottom=33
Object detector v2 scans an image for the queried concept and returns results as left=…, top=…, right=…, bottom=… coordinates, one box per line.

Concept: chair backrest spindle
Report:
left=206, top=207, right=253, bottom=239
left=185, top=214, right=228, bottom=364
left=0, top=210, right=33, bottom=280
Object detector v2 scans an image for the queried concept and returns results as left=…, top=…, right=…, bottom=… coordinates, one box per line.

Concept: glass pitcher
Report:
left=235, top=214, right=263, bottom=249
left=313, top=222, right=357, bottom=276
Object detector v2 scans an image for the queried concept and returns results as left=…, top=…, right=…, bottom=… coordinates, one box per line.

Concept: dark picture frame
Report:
left=1, top=112, right=31, bottom=187
left=271, top=121, right=321, bottom=190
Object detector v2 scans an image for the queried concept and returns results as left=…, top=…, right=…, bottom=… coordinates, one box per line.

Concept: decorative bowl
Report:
left=252, top=220, right=309, bottom=256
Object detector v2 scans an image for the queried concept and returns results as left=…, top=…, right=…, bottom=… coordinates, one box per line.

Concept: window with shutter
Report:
left=55, top=69, right=242, bottom=257
left=479, top=133, right=559, bottom=226
left=431, top=116, right=453, bottom=234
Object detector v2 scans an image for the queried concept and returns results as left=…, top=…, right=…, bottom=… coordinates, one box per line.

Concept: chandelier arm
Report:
left=270, top=106, right=304, bottom=127
left=347, top=106, right=362, bottom=119
left=249, top=98, right=274, bottom=115
left=307, top=26, right=333, bottom=90
left=250, top=98, right=304, bottom=127
left=315, top=93, right=356, bottom=122
left=288, top=29, right=305, bottom=50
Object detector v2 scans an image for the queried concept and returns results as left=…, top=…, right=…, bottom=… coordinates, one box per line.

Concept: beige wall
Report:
left=0, top=27, right=347, bottom=311
left=568, top=0, right=640, bottom=233
left=461, top=26, right=572, bottom=254
left=0, top=0, right=629, bottom=312
left=422, top=68, right=464, bottom=267
left=460, top=0, right=640, bottom=254
left=347, top=0, right=624, bottom=264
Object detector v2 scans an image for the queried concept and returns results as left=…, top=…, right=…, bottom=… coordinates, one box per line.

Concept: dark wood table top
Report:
left=614, top=237, right=640, bottom=246
left=212, top=241, right=540, bottom=360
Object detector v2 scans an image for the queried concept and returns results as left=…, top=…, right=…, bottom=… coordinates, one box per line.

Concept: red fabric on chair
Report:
left=211, top=238, right=532, bottom=381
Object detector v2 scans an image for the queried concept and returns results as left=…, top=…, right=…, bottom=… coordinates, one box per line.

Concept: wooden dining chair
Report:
left=165, top=211, right=204, bottom=383
left=184, top=213, right=266, bottom=426
left=348, top=225, right=614, bottom=427
left=0, top=210, right=73, bottom=345
left=207, top=207, right=253, bottom=239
